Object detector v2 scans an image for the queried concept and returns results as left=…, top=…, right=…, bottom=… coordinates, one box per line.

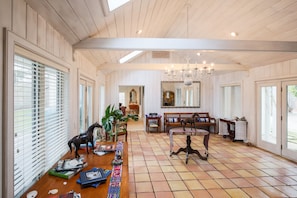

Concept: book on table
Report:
left=48, top=162, right=87, bottom=179
left=95, top=144, right=116, bottom=152
left=77, top=168, right=111, bottom=188
left=56, top=157, right=86, bottom=172
left=93, top=143, right=116, bottom=156
left=49, top=157, right=87, bottom=179
left=48, top=169, right=76, bottom=179
left=79, top=168, right=108, bottom=188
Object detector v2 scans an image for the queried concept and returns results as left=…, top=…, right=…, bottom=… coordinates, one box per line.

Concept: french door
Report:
left=79, top=78, right=94, bottom=133
left=281, top=80, right=297, bottom=160
left=257, top=80, right=297, bottom=160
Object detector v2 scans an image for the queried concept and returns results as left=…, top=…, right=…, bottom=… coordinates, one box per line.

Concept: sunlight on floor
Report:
left=127, top=117, right=145, bottom=132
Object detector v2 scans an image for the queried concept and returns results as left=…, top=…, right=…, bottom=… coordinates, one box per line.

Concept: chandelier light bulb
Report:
left=230, top=32, right=238, bottom=37
left=136, top=29, right=143, bottom=34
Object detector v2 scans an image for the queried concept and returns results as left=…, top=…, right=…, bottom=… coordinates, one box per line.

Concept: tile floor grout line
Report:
left=124, top=128, right=297, bottom=198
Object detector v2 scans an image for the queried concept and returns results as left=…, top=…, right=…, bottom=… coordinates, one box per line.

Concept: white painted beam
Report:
left=74, top=38, right=297, bottom=52
left=97, top=63, right=248, bottom=71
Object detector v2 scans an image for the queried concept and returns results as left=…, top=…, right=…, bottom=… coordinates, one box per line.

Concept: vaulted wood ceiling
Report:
left=25, top=0, right=297, bottom=74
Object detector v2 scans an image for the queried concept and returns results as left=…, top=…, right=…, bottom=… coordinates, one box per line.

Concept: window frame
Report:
left=220, top=83, right=242, bottom=119
left=79, top=77, right=95, bottom=133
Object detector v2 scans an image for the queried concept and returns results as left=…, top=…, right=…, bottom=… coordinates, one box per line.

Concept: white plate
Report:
left=48, top=189, right=58, bottom=194
left=26, top=190, right=38, bottom=198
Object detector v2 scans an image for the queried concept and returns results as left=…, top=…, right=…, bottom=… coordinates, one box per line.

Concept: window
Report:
left=176, top=88, right=181, bottom=106
left=14, top=55, right=69, bottom=197
left=119, top=50, right=143, bottom=63
left=79, top=79, right=94, bottom=133
left=185, top=88, right=194, bottom=106
left=119, top=92, right=125, bottom=106
left=221, top=85, right=242, bottom=119
left=107, top=0, right=130, bottom=12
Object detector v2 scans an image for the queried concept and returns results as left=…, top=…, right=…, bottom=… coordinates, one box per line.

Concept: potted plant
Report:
left=101, top=104, right=138, bottom=141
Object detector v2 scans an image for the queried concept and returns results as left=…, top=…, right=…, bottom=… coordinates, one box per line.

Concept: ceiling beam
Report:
left=74, top=38, right=297, bottom=52
left=97, top=63, right=248, bottom=71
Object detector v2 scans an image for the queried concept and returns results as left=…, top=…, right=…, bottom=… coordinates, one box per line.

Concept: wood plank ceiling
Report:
left=25, top=0, right=297, bottom=74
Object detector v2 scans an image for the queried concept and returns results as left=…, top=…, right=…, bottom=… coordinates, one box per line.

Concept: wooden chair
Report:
left=112, top=122, right=128, bottom=142
left=93, top=126, right=106, bottom=142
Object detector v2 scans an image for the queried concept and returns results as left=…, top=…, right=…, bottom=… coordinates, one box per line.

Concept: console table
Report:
left=169, top=127, right=209, bottom=164
left=21, top=142, right=128, bottom=198
left=146, top=114, right=162, bottom=132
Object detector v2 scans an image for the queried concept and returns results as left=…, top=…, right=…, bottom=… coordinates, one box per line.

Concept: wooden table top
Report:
left=21, top=142, right=128, bottom=198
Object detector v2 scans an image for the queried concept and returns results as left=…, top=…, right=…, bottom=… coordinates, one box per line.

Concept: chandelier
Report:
left=164, top=2, right=215, bottom=85
left=165, top=59, right=215, bottom=85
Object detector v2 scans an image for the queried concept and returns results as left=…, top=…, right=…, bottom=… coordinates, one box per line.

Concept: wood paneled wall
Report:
left=12, top=0, right=73, bottom=64
left=105, top=70, right=214, bottom=121
left=9, top=0, right=99, bottom=137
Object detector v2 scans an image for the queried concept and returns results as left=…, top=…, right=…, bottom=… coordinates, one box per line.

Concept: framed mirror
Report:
left=129, top=89, right=137, bottom=104
left=161, top=81, right=201, bottom=108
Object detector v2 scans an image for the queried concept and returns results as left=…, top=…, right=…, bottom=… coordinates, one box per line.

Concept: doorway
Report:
left=257, top=80, right=297, bottom=161
left=119, top=85, right=145, bottom=131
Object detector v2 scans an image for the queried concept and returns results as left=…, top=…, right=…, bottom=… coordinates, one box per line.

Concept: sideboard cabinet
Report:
left=219, top=118, right=247, bottom=141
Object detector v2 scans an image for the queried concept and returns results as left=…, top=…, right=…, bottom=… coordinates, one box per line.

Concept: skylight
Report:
left=119, top=51, right=143, bottom=64
left=107, top=0, right=130, bottom=12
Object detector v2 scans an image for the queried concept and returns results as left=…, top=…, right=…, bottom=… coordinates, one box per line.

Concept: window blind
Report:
left=14, top=54, right=69, bottom=197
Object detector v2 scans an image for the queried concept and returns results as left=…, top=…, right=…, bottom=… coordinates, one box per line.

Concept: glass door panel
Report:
left=79, top=79, right=94, bottom=133
left=257, top=82, right=281, bottom=155
left=79, top=83, right=86, bottom=133
left=260, top=86, right=277, bottom=144
left=87, top=85, right=93, bottom=127
left=282, top=81, right=297, bottom=161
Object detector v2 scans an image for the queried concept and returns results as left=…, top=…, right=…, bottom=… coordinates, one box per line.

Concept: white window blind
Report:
left=221, top=85, right=242, bottom=119
left=14, top=54, right=69, bottom=197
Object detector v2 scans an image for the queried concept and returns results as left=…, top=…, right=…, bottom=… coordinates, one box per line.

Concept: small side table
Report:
left=146, top=115, right=162, bottom=132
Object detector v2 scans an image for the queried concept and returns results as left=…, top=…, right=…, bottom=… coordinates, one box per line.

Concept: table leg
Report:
left=203, top=133, right=209, bottom=157
left=170, top=135, right=207, bottom=163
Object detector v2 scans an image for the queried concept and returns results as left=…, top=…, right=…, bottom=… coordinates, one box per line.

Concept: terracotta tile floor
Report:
left=126, top=131, right=297, bottom=198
